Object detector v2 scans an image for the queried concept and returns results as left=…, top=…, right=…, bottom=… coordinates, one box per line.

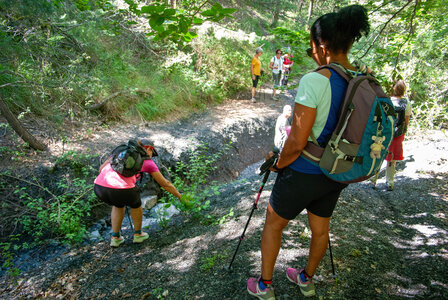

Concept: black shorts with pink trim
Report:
left=94, top=184, right=141, bottom=208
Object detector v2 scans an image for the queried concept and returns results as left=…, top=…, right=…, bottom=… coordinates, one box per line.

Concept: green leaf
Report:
left=220, top=8, right=237, bottom=15
left=163, top=8, right=176, bottom=17
left=210, top=2, right=223, bottom=12
left=201, top=9, right=216, bottom=17
left=149, top=15, right=165, bottom=30
left=179, top=18, right=190, bottom=34
left=141, top=5, right=156, bottom=13
left=192, top=17, right=203, bottom=25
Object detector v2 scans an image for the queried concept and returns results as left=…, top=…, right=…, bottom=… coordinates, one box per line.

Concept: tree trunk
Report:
left=298, top=0, right=304, bottom=11
left=170, top=0, right=176, bottom=9
left=271, top=0, right=281, bottom=28
left=0, top=97, right=47, bottom=151
left=307, top=0, right=314, bottom=25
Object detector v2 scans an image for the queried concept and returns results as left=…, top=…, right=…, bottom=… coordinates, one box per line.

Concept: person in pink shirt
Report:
left=94, top=140, right=181, bottom=247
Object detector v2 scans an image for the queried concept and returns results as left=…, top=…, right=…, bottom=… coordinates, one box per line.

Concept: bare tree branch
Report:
left=359, top=0, right=413, bottom=60
left=392, top=0, right=419, bottom=75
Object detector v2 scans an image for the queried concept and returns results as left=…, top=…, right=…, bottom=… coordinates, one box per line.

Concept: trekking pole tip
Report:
left=224, top=265, right=232, bottom=272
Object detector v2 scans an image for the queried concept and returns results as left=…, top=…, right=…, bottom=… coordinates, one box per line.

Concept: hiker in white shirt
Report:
left=269, top=49, right=283, bottom=100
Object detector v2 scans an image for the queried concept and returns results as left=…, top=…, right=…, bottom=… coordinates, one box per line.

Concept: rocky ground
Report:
left=0, top=86, right=447, bottom=299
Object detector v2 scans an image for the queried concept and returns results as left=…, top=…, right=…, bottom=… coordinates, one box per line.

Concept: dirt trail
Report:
left=1, top=89, right=447, bottom=299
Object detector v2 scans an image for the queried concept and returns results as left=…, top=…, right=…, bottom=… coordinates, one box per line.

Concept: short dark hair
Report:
left=276, top=49, right=282, bottom=54
left=392, top=80, right=406, bottom=97
left=311, top=5, right=370, bottom=54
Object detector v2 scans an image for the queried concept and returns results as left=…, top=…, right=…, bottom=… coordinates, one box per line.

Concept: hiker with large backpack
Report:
left=94, top=139, right=181, bottom=248
left=371, top=79, right=411, bottom=191
left=247, top=5, right=394, bottom=299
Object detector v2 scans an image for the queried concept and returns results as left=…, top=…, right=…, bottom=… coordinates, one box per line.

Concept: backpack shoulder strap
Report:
left=315, top=63, right=354, bottom=81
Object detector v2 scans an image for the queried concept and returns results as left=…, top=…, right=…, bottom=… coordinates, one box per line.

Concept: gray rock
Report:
left=90, top=230, right=102, bottom=241
left=99, top=219, right=106, bottom=228
left=150, top=203, right=180, bottom=220
left=141, top=217, right=158, bottom=229
left=142, top=195, right=158, bottom=210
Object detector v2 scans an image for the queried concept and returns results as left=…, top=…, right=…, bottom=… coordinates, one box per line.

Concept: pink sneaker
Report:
left=247, top=277, right=275, bottom=300
left=286, top=268, right=315, bottom=297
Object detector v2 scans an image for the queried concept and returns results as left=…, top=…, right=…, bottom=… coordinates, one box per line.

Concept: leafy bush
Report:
left=0, top=150, right=98, bottom=244
left=160, top=142, right=232, bottom=220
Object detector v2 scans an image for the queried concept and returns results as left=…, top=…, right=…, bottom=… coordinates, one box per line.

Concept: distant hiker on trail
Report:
left=269, top=49, right=283, bottom=100
left=251, top=47, right=264, bottom=103
left=94, top=139, right=181, bottom=248
left=247, top=5, right=371, bottom=299
left=371, top=79, right=411, bottom=191
left=281, top=52, right=293, bottom=86
left=274, top=105, right=292, bottom=150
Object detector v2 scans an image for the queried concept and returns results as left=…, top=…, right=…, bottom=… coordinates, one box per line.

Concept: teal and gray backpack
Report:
left=110, top=140, right=150, bottom=177
left=302, top=63, right=396, bottom=184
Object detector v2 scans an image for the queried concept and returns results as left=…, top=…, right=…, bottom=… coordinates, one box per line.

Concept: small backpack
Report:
left=392, top=98, right=408, bottom=137
left=110, top=140, right=150, bottom=177
left=301, top=63, right=396, bottom=184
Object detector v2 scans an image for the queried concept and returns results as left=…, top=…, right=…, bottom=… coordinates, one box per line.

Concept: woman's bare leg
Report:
left=305, top=211, right=331, bottom=276
left=261, top=203, right=290, bottom=280
left=111, top=206, right=125, bottom=237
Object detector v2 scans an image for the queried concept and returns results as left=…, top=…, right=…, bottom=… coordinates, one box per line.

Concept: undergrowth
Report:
left=0, top=147, right=100, bottom=280
left=159, top=141, right=233, bottom=224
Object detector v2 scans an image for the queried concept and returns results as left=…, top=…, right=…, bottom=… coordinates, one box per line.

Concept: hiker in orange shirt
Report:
left=251, top=47, right=264, bottom=103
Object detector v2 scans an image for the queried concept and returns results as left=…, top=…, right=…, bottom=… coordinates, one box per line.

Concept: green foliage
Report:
left=119, top=0, right=236, bottom=44
left=0, top=235, right=21, bottom=280
left=270, top=27, right=309, bottom=65
left=160, top=142, right=231, bottom=220
left=0, top=150, right=98, bottom=244
left=200, top=251, right=226, bottom=271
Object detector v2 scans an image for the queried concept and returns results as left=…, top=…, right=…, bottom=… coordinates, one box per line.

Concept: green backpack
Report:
left=110, top=140, right=150, bottom=177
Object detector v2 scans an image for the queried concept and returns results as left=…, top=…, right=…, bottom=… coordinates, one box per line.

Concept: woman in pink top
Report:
left=94, top=140, right=181, bottom=247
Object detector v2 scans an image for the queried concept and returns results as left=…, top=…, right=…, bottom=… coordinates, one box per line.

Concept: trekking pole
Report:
left=226, top=147, right=279, bottom=271
left=126, top=206, right=134, bottom=233
left=328, top=235, right=336, bottom=278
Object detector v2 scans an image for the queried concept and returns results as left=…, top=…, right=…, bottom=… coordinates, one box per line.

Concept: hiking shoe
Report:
left=110, top=236, right=124, bottom=248
left=386, top=184, right=394, bottom=191
left=286, top=268, right=315, bottom=297
left=251, top=98, right=257, bottom=103
left=133, top=232, right=149, bottom=243
left=247, top=277, right=275, bottom=300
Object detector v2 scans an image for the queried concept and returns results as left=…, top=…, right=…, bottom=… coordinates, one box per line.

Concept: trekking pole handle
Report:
left=259, top=147, right=280, bottom=175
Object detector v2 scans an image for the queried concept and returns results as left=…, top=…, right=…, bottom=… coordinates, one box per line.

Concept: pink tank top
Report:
left=94, top=159, right=160, bottom=189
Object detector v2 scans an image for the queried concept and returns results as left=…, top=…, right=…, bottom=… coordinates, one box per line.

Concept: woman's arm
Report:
left=250, top=63, right=255, bottom=79
left=275, top=103, right=317, bottom=169
left=404, top=115, right=410, bottom=133
left=269, top=61, right=274, bottom=70
left=151, top=172, right=181, bottom=199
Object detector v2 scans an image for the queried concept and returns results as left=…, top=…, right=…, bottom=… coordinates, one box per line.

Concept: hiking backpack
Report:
left=110, top=140, right=150, bottom=177
left=392, top=98, right=408, bottom=137
left=301, top=63, right=396, bottom=184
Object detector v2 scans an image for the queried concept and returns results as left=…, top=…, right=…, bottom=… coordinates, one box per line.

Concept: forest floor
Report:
left=1, top=87, right=447, bottom=299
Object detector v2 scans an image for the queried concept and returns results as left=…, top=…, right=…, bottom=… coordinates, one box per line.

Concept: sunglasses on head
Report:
left=306, top=48, right=313, bottom=57
left=277, top=52, right=282, bottom=54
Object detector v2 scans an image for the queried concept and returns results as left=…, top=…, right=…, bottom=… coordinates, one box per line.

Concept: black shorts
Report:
left=269, top=167, right=347, bottom=219
left=94, top=184, right=141, bottom=208
left=252, top=75, right=260, bottom=87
